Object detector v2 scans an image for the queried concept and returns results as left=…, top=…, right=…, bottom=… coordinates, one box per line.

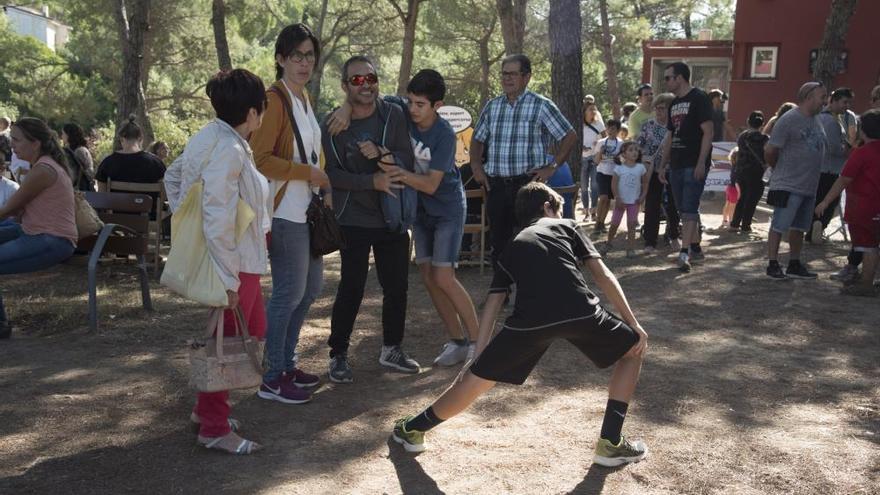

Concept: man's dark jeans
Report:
left=328, top=225, right=410, bottom=358
left=807, top=172, right=840, bottom=239
left=486, top=174, right=532, bottom=270
left=643, top=171, right=680, bottom=247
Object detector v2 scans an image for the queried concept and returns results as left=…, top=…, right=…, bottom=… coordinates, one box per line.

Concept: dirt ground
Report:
left=1, top=197, right=878, bottom=495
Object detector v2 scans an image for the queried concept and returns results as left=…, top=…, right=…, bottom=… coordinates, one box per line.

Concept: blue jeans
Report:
left=263, top=218, right=323, bottom=382
left=668, top=167, right=707, bottom=222
left=0, top=219, right=75, bottom=320
left=414, top=211, right=465, bottom=267
left=580, top=159, right=599, bottom=210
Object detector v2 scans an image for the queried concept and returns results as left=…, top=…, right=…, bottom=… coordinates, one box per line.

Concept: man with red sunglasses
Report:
left=322, top=56, right=419, bottom=383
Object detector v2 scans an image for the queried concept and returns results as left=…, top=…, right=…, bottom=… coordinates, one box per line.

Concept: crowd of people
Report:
left=1, top=20, right=878, bottom=470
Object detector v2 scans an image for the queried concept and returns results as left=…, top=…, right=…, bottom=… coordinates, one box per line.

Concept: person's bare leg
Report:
left=789, top=230, right=804, bottom=260
left=627, top=224, right=637, bottom=252
left=768, top=230, right=783, bottom=261
left=432, top=266, right=479, bottom=339
left=430, top=372, right=497, bottom=420
left=597, top=196, right=610, bottom=226
left=419, top=263, right=465, bottom=340
left=608, top=354, right=643, bottom=402
left=681, top=219, right=699, bottom=246
left=606, top=222, right=619, bottom=245
left=858, top=250, right=878, bottom=290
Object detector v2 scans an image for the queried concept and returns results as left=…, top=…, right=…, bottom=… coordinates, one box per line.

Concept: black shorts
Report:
left=469, top=307, right=639, bottom=385
left=596, top=172, right=614, bottom=199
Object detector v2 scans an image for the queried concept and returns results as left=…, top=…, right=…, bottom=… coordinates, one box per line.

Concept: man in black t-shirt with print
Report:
left=391, top=182, right=649, bottom=468
left=657, top=61, right=714, bottom=273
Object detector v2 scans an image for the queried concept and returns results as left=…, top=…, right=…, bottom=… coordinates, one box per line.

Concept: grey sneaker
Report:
left=328, top=355, right=353, bottom=383
left=433, top=341, right=470, bottom=367
left=830, top=264, right=859, bottom=284
left=380, top=345, right=420, bottom=374
left=593, top=436, right=648, bottom=467
left=677, top=252, right=691, bottom=273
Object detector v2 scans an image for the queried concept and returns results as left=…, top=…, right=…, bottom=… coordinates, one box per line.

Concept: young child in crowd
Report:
left=721, top=148, right=741, bottom=229
left=605, top=141, right=648, bottom=257
left=392, top=182, right=649, bottom=468
left=593, top=119, right=623, bottom=233
left=816, top=108, right=880, bottom=297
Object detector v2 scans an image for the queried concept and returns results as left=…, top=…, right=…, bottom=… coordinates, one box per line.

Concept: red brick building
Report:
left=643, top=0, right=880, bottom=132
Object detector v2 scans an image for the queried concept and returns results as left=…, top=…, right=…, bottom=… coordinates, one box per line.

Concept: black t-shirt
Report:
left=712, top=108, right=726, bottom=142
left=490, top=217, right=602, bottom=330
left=667, top=88, right=713, bottom=169
left=95, top=151, right=165, bottom=184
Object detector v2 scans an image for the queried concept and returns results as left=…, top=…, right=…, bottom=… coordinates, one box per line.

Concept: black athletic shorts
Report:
left=596, top=172, right=615, bottom=199
left=469, top=306, right=639, bottom=385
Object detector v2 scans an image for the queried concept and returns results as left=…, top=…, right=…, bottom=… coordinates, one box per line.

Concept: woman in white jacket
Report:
left=164, top=69, right=271, bottom=455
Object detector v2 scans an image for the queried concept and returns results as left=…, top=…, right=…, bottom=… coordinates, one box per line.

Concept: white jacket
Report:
left=164, top=119, right=271, bottom=291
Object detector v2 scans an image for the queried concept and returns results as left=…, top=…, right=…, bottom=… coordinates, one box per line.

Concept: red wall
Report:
left=729, top=0, right=880, bottom=130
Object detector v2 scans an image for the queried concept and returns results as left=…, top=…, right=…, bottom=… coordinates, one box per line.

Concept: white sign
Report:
left=438, top=106, right=472, bottom=133
left=705, top=141, right=736, bottom=192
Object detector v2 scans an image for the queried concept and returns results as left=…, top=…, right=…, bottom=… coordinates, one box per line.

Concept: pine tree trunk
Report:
left=598, top=0, right=621, bottom=119
left=211, top=0, right=232, bottom=71
left=307, top=0, right=330, bottom=106
left=114, top=0, right=154, bottom=148
left=496, top=0, right=526, bottom=55
left=813, top=0, right=858, bottom=88
left=479, top=37, right=492, bottom=109
left=549, top=0, right=583, bottom=173
left=396, top=0, right=421, bottom=95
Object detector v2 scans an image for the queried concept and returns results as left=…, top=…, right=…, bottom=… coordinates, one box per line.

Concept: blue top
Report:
left=386, top=95, right=465, bottom=220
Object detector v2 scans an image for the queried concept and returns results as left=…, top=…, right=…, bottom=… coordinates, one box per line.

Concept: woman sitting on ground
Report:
left=0, top=118, right=78, bottom=338
left=164, top=69, right=271, bottom=455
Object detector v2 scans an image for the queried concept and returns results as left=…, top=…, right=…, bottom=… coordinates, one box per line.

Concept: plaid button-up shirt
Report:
left=473, top=90, right=574, bottom=177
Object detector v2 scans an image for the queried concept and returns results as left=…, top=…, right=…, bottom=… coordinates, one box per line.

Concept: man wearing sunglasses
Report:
left=321, top=56, right=419, bottom=383
left=469, top=54, right=578, bottom=274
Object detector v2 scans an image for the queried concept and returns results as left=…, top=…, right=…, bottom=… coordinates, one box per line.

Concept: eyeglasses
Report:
left=347, top=73, right=378, bottom=86
left=287, top=50, right=316, bottom=64
left=501, top=71, right=523, bottom=79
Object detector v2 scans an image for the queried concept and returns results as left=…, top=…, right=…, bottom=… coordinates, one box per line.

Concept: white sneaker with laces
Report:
left=433, top=341, right=470, bottom=367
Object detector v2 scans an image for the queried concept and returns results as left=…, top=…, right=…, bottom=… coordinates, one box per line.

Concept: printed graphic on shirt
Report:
left=412, top=137, right=432, bottom=175
left=799, top=125, right=825, bottom=153
left=669, top=101, right=690, bottom=146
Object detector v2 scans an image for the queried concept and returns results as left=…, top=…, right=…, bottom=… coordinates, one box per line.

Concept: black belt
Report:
left=487, top=174, right=531, bottom=185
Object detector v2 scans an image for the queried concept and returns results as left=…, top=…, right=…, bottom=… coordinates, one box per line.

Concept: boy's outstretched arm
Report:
left=474, top=292, right=506, bottom=356
left=585, top=258, right=648, bottom=357
left=815, top=175, right=852, bottom=217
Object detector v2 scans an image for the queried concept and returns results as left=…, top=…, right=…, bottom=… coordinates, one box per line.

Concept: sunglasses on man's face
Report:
left=348, top=73, right=378, bottom=86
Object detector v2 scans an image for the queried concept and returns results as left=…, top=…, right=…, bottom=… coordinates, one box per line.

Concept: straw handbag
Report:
left=189, top=307, right=264, bottom=392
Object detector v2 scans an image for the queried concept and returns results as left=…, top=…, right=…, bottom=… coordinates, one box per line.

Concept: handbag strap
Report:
left=268, top=86, right=310, bottom=166
left=205, top=307, right=262, bottom=374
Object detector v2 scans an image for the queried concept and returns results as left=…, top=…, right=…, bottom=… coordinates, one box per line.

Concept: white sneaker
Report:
left=433, top=341, right=470, bottom=367
left=670, top=239, right=682, bottom=251
left=830, top=264, right=860, bottom=284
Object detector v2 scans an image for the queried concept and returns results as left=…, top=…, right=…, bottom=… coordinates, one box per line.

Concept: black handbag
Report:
left=270, top=86, right=344, bottom=258
left=306, top=193, right=344, bottom=257
left=766, top=189, right=790, bottom=208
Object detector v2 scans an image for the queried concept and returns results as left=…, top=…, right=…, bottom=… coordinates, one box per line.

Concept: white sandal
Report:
left=198, top=432, right=261, bottom=455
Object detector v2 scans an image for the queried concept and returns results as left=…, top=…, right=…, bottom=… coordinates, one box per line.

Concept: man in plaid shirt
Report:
left=469, top=54, right=578, bottom=271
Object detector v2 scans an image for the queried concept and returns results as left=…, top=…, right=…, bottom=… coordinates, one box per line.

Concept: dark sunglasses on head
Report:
left=348, top=73, right=378, bottom=86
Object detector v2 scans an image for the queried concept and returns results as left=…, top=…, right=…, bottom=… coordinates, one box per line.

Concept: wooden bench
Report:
left=76, top=191, right=154, bottom=331
left=460, top=188, right=489, bottom=274
left=105, top=179, right=170, bottom=276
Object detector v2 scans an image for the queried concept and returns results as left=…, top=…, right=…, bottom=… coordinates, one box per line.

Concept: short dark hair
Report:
left=407, top=69, right=446, bottom=104
left=275, top=23, right=321, bottom=81
left=708, top=89, right=724, bottom=101
left=830, top=87, right=854, bottom=102
left=515, top=182, right=562, bottom=225
left=637, top=83, right=652, bottom=97
left=747, top=111, right=765, bottom=129
left=666, top=61, right=691, bottom=83
left=118, top=114, right=143, bottom=141
left=206, top=69, right=267, bottom=127
left=62, top=123, right=88, bottom=150
left=502, top=54, right=531, bottom=75
left=860, top=109, right=880, bottom=139
left=606, top=118, right=621, bottom=130
left=341, top=55, right=374, bottom=82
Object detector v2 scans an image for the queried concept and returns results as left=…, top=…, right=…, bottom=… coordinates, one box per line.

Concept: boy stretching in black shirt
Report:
left=392, top=182, right=649, bottom=467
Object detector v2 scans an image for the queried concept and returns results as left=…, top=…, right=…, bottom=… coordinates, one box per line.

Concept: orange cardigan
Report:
left=249, top=80, right=324, bottom=208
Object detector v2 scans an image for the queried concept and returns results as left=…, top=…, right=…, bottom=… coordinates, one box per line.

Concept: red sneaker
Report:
left=286, top=368, right=320, bottom=388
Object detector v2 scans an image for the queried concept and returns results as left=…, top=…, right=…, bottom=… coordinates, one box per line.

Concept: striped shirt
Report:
left=473, top=90, right=574, bottom=177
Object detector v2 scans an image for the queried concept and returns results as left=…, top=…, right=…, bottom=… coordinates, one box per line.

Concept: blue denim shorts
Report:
left=770, top=192, right=815, bottom=233
left=413, top=212, right=465, bottom=267
left=668, top=167, right=706, bottom=221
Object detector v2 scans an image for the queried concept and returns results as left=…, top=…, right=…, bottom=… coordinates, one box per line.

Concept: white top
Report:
left=10, top=152, right=30, bottom=183
left=274, top=79, right=323, bottom=224
left=582, top=120, right=605, bottom=158
left=0, top=176, right=20, bottom=207
left=595, top=136, right=622, bottom=175
left=613, top=163, right=647, bottom=205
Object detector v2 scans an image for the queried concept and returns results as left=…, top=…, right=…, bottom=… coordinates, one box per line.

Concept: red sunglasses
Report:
left=348, top=73, right=378, bottom=86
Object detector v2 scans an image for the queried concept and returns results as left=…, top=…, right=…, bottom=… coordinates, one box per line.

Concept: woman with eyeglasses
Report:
left=248, top=23, right=330, bottom=405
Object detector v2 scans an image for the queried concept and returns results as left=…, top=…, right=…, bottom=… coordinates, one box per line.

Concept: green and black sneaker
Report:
left=593, top=436, right=648, bottom=467
left=392, top=417, right=426, bottom=453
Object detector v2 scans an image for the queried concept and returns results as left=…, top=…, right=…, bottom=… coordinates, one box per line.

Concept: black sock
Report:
left=453, top=338, right=468, bottom=346
left=405, top=406, right=445, bottom=432
left=690, top=243, right=702, bottom=253
left=769, top=259, right=780, bottom=267
left=788, top=259, right=800, bottom=268
left=600, top=399, right=629, bottom=445
left=679, top=248, right=689, bottom=255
